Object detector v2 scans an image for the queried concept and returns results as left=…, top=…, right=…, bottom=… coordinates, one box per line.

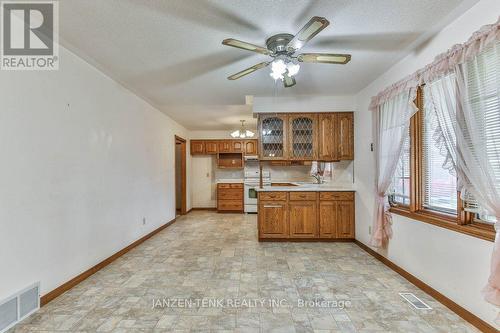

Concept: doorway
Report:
left=175, top=136, right=187, bottom=216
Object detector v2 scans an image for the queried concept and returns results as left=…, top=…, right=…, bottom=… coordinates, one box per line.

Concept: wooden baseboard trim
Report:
left=189, top=207, right=217, bottom=212
left=354, top=240, right=497, bottom=333
left=40, top=218, right=177, bottom=306
left=259, top=238, right=355, bottom=242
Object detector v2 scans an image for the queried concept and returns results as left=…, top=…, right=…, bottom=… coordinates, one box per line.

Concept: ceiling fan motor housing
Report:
left=266, top=33, right=294, bottom=55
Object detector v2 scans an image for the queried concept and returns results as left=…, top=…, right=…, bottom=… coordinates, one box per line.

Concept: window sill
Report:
left=390, top=206, right=495, bottom=242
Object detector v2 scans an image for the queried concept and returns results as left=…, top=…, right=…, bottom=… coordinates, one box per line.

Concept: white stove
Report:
left=244, top=170, right=270, bottom=213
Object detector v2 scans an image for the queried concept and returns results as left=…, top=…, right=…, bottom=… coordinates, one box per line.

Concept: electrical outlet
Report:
left=368, top=226, right=372, bottom=235
left=142, top=217, right=146, bottom=225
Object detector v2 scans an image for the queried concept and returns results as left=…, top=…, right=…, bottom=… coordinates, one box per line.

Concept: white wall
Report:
left=355, top=0, right=500, bottom=327
left=253, top=95, right=356, bottom=113
left=0, top=45, right=191, bottom=301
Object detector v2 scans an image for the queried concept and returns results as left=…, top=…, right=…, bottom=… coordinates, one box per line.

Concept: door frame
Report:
left=175, top=135, right=187, bottom=215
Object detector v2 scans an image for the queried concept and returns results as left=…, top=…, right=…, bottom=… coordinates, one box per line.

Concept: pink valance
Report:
left=370, top=16, right=500, bottom=111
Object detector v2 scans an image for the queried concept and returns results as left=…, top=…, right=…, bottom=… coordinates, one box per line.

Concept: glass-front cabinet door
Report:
left=259, top=115, right=288, bottom=160
left=288, top=114, right=318, bottom=160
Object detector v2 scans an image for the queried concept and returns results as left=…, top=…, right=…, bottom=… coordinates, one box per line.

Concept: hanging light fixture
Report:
left=230, top=120, right=255, bottom=139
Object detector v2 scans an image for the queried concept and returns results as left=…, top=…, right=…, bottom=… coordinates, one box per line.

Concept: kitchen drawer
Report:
left=259, top=192, right=287, bottom=201
left=218, top=189, right=243, bottom=200
left=218, top=183, right=243, bottom=189
left=218, top=200, right=243, bottom=211
left=320, top=192, right=354, bottom=201
left=289, top=192, right=318, bottom=201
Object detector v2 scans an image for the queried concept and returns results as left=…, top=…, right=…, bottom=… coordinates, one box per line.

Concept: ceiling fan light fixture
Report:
left=286, top=61, right=300, bottom=76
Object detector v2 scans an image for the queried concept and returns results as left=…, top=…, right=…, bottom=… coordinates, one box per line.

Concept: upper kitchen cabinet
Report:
left=218, top=140, right=231, bottom=153
left=258, top=112, right=354, bottom=161
left=288, top=114, right=318, bottom=160
left=318, top=113, right=337, bottom=160
left=231, top=140, right=243, bottom=152
left=205, top=140, right=218, bottom=154
left=259, top=114, right=288, bottom=160
left=244, top=140, right=258, bottom=155
left=190, top=140, right=205, bottom=155
left=336, top=112, right=354, bottom=160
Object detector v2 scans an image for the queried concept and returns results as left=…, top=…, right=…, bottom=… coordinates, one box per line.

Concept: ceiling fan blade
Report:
left=227, top=62, right=270, bottom=80
left=297, top=53, right=351, bottom=64
left=283, top=74, right=296, bottom=88
left=286, top=16, right=329, bottom=52
left=222, top=38, right=271, bottom=55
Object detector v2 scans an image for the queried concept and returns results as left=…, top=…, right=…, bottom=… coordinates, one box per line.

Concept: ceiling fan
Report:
left=222, top=16, right=351, bottom=88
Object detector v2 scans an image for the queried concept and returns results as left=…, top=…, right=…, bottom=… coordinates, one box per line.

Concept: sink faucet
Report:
left=311, top=174, right=323, bottom=184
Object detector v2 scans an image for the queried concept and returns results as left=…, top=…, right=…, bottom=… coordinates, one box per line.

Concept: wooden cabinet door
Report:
left=218, top=140, right=231, bottom=153
left=205, top=140, right=218, bottom=154
left=244, top=140, right=258, bottom=155
left=318, top=114, right=337, bottom=161
left=288, top=114, right=318, bottom=160
left=319, top=201, right=337, bottom=238
left=259, top=114, right=288, bottom=160
left=336, top=113, right=354, bottom=160
left=289, top=201, right=318, bottom=238
left=337, top=201, right=355, bottom=238
left=259, top=202, right=288, bottom=238
left=190, top=140, right=205, bottom=155
left=231, top=140, right=243, bottom=152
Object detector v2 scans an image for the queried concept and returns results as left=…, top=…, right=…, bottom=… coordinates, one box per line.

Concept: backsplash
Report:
left=266, top=161, right=354, bottom=184
left=214, top=160, right=354, bottom=184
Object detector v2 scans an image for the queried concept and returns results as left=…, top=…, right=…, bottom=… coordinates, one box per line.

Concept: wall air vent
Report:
left=399, top=292, right=432, bottom=310
left=0, top=283, right=40, bottom=333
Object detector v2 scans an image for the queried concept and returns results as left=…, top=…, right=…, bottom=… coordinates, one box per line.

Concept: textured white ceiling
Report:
left=59, top=0, right=478, bottom=130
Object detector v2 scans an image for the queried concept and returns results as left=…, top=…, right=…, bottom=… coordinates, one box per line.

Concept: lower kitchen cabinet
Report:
left=289, top=201, right=318, bottom=238
left=258, top=201, right=288, bottom=238
left=319, top=201, right=337, bottom=238
left=258, top=191, right=355, bottom=240
left=336, top=200, right=355, bottom=238
left=319, top=200, right=355, bottom=239
left=217, top=183, right=243, bottom=212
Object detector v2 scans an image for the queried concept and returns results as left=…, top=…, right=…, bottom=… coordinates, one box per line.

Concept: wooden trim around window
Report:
left=390, top=206, right=495, bottom=242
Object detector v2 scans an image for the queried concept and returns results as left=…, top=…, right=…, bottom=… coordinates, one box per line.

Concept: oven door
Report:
left=244, top=184, right=258, bottom=205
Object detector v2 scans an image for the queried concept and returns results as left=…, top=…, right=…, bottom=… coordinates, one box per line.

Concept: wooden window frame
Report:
left=389, top=87, right=495, bottom=242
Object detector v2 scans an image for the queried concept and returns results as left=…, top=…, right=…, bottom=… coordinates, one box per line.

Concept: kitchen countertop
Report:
left=216, top=179, right=244, bottom=184
left=256, top=182, right=355, bottom=192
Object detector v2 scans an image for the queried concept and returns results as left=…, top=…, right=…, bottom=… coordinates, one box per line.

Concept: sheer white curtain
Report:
left=372, top=90, right=418, bottom=248
left=425, top=41, right=500, bottom=305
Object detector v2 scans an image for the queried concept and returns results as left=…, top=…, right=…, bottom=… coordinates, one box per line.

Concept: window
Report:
left=422, top=99, right=457, bottom=215
left=388, top=43, right=499, bottom=241
left=463, top=42, right=500, bottom=225
left=389, top=130, right=410, bottom=206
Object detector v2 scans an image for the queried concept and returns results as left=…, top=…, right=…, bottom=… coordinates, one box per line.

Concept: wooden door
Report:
left=258, top=114, right=288, bottom=160
left=231, top=140, right=243, bottom=152
left=218, top=140, right=231, bottom=153
left=319, top=201, right=337, bottom=238
left=289, top=201, right=318, bottom=238
left=190, top=140, right=205, bottom=155
left=259, top=202, right=288, bottom=238
left=337, top=201, right=355, bottom=238
left=244, top=140, right=258, bottom=155
left=288, top=114, right=318, bottom=160
left=205, top=140, right=218, bottom=154
left=318, top=114, right=336, bottom=161
left=336, top=113, right=354, bottom=160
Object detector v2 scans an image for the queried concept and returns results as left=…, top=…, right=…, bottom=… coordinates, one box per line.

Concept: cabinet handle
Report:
left=263, top=205, right=282, bottom=208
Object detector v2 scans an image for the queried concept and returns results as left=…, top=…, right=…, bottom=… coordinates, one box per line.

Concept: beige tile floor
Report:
left=10, top=211, right=479, bottom=333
